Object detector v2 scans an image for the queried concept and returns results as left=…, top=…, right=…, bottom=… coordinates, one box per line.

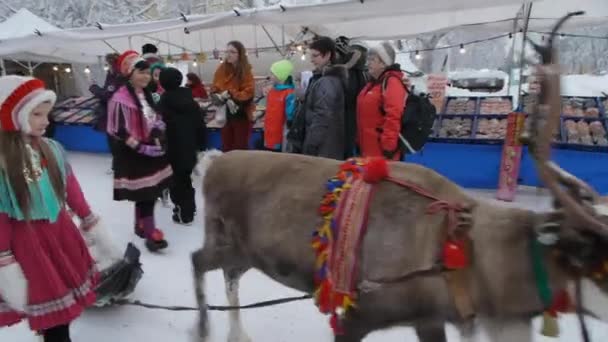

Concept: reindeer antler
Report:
left=527, top=11, right=608, bottom=238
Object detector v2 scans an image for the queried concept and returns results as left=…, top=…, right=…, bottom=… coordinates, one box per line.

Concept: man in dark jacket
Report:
left=89, top=53, right=124, bottom=172
left=335, top=36, right=369, bottom=158
left=159, top=67, right=206, bottom=225
left=287, top=36, right=346, bottom=160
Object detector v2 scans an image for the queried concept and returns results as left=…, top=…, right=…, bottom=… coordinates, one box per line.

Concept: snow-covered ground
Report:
left=2, top=152, right=608, bottom=342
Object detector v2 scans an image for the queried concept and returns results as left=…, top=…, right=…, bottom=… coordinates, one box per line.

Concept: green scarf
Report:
left=0, top=139, right=67, bottom=223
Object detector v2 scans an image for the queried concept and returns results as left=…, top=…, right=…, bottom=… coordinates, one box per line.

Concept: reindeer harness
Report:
left=312, top=157, right=476, bottom=335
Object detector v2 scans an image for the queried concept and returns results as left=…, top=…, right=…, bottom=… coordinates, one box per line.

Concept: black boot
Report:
left=43, top=324, right=71, bottom=342
left=172, top=205, right=194, bottom=226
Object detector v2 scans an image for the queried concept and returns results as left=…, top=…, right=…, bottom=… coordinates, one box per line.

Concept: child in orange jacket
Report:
left=264, top=60, right=296, bottom=152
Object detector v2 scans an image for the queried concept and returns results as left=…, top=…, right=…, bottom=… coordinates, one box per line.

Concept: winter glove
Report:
left=0, top=255, right=28, bottom=313
left=136, top=143, right=165, bottom=157
left=80, top=214, right=122, bottom=270
left=125, top=136, right=165, bottom=157
left=150, top=119, right=166, bottom=132
left=226, top=99, right=239, bottom=115
left=210, top=90, right=231, bottom=106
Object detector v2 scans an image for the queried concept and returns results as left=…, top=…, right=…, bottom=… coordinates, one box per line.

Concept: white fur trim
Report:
left=83, top=218, right=122, bottom=270
left=0, top=261, right=28, bottom=312
left=16, top=89, right=56, bottom=134
left=370, top=43, right=393, bottom=66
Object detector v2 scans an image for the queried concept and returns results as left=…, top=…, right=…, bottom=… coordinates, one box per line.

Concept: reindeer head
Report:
left=526, top=11, right=608, bottom=321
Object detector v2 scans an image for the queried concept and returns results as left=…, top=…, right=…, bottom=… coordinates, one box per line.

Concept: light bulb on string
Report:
left=65, top=67, right=71, bottom=73
left=219, top=57, right=224, bottom=64
left=297, top=45, right=303, bottom=52
left=53, top=66, right=59, bottom=72
left=415, top=50, right=421, bottom=60
left=193, top=61, right=198, bottom=67
left=103, top=65, right=109, bottom=71
left=301, top=54, right=306, bottom=61
left=459, top=44, right=466, bottom=54
left=84, top=66, right=91, bottom=74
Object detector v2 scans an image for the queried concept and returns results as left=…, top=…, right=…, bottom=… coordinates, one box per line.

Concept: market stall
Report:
left=407, top=94, right=608, bottom=193
left=48, top=96, right=110, bottom=153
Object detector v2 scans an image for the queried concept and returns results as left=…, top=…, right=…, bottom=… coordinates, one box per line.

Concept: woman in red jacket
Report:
left=186, top=73, right=208, bottom=100
left=356, top=42, right=406, bottom=160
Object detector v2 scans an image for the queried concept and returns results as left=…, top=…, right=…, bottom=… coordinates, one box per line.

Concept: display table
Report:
left=407, top=142, right=608, bottom=194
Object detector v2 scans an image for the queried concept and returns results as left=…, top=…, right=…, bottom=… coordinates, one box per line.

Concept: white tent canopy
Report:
left=0, top=8, right=97, bottom=64
left=0, top=0, right=606, bottom=63
left=0, top=0, right=542, bottom=59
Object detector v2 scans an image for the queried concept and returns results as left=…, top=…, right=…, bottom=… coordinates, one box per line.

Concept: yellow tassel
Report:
left=342, top=296, right=355, bottom=310
left=541, top=311, right=559, bottom=337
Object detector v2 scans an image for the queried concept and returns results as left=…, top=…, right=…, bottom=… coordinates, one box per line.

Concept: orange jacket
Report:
left=356, top=69, right=407, bottom=160
left=264, top=85, right=295, bottom=150
left=212, top=63, right=255, bottom=121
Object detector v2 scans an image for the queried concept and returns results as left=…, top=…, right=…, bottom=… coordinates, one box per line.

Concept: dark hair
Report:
left=106, top=53, right=119, bottom=65
left=126, top=60, right=158, bottom=134
left=0, top=134, right=65, bottom=220
left=226, top=40, right=251, bottom=82
left=186, top=73, right=203, bottom=86
left=142, top=43, right=158, bottom=54
left=309, top=36, right=337, bottom=63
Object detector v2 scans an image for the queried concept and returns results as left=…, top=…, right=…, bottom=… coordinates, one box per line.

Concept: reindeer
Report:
left=191, top=12, right=608, bottom=342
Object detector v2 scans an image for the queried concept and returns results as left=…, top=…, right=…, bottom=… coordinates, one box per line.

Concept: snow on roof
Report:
left=0, top=8, right=60, bottom=40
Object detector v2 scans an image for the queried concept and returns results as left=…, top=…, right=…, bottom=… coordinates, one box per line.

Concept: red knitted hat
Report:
left=117, top=50, right=144, bottom=77
left=0, top=76, right=56, bottom=133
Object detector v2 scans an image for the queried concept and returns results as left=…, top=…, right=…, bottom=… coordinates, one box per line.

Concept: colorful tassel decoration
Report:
left=312, top=158, right=375, bottom=335
left=541, top=311, right=559, bottom=337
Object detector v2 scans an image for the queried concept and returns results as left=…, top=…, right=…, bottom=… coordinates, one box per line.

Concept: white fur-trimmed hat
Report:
left=369, top=42, right=396, bottom=66
left=0, top=76, right=56, bottom=133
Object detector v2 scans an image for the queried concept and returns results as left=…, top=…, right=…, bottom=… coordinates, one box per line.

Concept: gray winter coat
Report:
left=301, top=65, right=347, bottom=160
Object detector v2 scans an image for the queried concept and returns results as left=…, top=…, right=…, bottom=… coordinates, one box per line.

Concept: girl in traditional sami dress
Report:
left=107, top=50, right=172, bottom=252
left=0, top=76, right=114, bottom=342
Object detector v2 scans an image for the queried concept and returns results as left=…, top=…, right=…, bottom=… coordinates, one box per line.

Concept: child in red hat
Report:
left=0, top=76, right=117, bottom=341
left=107, top=50, right=172, bottom=252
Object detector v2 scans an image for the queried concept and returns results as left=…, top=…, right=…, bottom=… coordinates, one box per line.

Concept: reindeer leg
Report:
left=191, top=216, right=234, bottom=342
left=483, top=318, right=532, bottom=342
left=414, top=320, right=447, bottom=342
left=223, top=266, right=252, bottom=342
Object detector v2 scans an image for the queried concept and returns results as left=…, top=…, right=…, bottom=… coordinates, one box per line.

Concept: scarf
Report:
left=0, top=139, right=67, bottom=222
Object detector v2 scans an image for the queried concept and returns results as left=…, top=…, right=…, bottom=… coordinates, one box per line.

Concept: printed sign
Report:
left=426, top=74, right=448, bottom=113
left=496, top=112, right=526, bottom=201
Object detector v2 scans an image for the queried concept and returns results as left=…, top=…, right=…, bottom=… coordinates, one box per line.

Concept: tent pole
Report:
left=515, top=2, right=533, bottom=107
left=260, top=25, right=283, bottom=56
left=27, top=61, right=33, bottom=76
left=103, top=40, right=119, bottom=53
left=507, top=4, right=524, bottom=96
left=0, top=58, right=6, bottom=76
left=128, top=36, right=133, bottom=50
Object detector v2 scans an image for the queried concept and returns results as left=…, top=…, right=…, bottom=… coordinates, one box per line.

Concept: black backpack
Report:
left=381, top=76, right=437, bottom=154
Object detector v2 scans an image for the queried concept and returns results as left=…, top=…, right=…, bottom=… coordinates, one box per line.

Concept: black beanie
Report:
left=142, top=43, right=158, bottom=54
left=159, top=67, right=183, bottom=91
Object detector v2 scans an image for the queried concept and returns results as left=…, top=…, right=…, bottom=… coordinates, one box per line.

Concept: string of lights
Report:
left=400, top=29, right=608, bottom=60
left=49, top=28, right=607, bottom=73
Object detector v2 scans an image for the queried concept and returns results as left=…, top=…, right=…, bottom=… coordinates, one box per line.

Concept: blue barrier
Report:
left=54, top=124, right=109, bottom=153
left=55, top=126, right=607, bottom=194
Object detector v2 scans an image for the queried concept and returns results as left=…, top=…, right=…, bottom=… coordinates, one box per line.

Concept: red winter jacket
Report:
left=356, top=69, right=407, bottom=160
